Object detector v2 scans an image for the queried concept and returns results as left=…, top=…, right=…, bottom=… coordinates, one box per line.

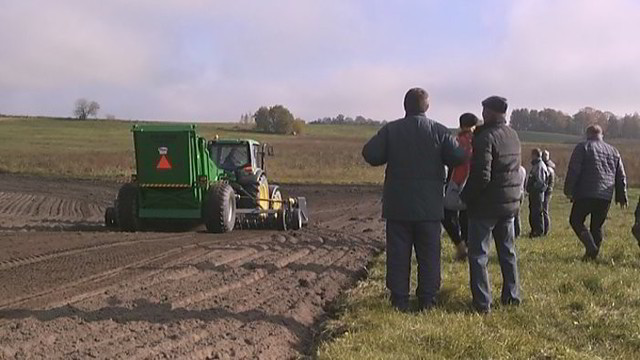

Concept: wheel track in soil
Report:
left=3, top=230, right=374, bottom=360
left=107, top=233, right=357, bottom=360
left=0, top=235, right=278, bottom=357
left=0, top=178, right=384, bottom=359
left=0, top=191, right=105, bottom=230
left=136, top=236, right=369, bottom=360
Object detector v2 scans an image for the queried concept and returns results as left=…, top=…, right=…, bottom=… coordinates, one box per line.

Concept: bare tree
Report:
left=73, top=98, right=100, bottom=120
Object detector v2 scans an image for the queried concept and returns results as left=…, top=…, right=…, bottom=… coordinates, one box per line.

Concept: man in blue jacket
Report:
left=461, top=96, right=522, bottom=313
left=362, top=88, right=466, bottom=311
left=564, top=125, right=627, bottom=260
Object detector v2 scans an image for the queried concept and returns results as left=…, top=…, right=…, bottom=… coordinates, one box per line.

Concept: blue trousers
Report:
left=386, top=220, right=441, bottom=308
left=468, top=216, right=520, bottom=311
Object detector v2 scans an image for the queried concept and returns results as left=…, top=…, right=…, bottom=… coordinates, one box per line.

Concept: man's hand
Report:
left=619, top=201, right=628, bottom=209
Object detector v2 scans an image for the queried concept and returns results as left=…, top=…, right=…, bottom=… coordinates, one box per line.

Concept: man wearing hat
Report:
left=461, top=96, right=522, bottom=313
left=362, top=88, right=466, bottom=312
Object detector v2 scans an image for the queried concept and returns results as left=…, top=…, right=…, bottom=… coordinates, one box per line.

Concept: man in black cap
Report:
left=362, top=88, right=466, bottom=312
left=461, top=95, right=522, bottom=313
left=565, top=125, right=627, bottom=260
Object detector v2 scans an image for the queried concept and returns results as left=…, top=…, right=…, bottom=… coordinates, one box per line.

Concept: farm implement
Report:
left=104, top=124, right=308, bottom=233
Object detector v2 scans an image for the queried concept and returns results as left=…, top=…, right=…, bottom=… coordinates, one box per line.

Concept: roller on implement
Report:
left=104, top=124, right=308, bottom=233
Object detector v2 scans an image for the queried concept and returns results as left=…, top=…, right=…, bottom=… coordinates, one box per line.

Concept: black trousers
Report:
left=569, top=198, right=611, bottom=254
left=529, top=192, right=544, bottom=236
left=442, top=209, right=468, bottom=245
left=386, top=220, right=441, bottom=308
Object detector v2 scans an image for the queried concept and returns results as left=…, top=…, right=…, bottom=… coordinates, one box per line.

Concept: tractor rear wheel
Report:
left=204, top=183, right=236, bottom=233
left=117, top=184, right=140, bottom=232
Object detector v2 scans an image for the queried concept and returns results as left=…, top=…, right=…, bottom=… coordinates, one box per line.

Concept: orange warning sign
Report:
left=156, top=155, right=172, bottom=170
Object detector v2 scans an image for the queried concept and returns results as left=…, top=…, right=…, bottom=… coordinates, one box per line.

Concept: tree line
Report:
left=510, top=107, right=640, bottom=139
left=310, top=114, right=383, bottom=126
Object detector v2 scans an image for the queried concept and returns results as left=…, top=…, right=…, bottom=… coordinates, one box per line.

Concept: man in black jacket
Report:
left=633, top=197, right=640, bottom=245
left=564, top=125, right=627, bottom=260
left=461, top=96, right=522, bottom=313
left=362, top=88, right=466, bottom=311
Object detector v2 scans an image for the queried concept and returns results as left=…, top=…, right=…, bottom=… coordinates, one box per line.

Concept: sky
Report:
left=1, top=0, right=639, bottom=126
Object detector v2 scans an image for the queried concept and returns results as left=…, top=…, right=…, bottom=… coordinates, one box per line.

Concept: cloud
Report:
left=0, top=0, right=638, bottom=125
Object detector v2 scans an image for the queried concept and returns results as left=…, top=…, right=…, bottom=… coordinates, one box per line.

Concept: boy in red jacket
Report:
left=442, top=113, right=478, bottom=260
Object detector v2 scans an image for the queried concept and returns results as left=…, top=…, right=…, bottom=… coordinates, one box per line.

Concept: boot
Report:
left=632, top=223, right=640, bottom=246
left=454, top=242, right=468, bottom=261
left=579, top=230, right=599, bottom=259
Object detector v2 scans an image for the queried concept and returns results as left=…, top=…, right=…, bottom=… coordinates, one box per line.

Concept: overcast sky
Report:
left=1, top=0, right=639, bottom=126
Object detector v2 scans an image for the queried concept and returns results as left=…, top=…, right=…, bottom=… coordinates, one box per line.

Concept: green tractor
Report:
left=104, top=124, right=308, bottom=233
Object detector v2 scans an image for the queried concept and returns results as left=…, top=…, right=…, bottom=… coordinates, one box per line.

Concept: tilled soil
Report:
left=0, top=174, right=385, bottom=359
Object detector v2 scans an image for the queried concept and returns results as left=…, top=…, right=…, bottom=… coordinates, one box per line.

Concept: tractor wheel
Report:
left=204, top=183, right=236, bottom=233
left=291, top=208, right=303, bottom=231
left=117, top=184, right=140, bottom=232
left=104, top=207, right=117, bottom=228
left=269, top=186, right=283, bottom=211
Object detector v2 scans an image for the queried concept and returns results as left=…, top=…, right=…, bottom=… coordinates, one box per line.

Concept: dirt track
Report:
left=0, top=174, right=384, bottom=359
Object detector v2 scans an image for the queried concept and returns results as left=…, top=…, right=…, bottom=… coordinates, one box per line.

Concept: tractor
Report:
left=104, top=124, right=308, bottom=233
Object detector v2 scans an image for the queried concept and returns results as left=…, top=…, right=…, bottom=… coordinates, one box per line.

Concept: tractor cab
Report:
left=208, top=139, right=277, bottom=213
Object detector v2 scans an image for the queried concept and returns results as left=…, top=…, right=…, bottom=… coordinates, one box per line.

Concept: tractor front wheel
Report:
left=205, top=183, right=236, bottom=233
left=117, top=184, right=140, bottom=232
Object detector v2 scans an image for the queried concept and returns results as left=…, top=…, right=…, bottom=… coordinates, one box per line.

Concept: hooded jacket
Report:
left=362, top=113, right=466, bottom=221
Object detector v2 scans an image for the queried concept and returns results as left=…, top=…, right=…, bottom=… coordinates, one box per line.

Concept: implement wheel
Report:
left=117, top=184, right=140, bottom=232
left=104, top=207, right=117, bottom=228
left=204, top=183, right=236, bottom=233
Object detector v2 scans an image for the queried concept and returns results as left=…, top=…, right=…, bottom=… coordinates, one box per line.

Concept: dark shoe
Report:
left=501, top=298, right=521, bottom=306
left=418, top=298, right=435, bottom=312
left=632, top=224, right=640, bottom=244
left=528, top=232, right=542, bottom=238
left=473, top=304, right=491, bottom=314
left=581, top=252, right=598, bottom=261
left=390, top=296, right=409, bottom=312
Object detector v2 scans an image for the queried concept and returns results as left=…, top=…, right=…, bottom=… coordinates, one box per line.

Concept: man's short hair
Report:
left=404, top=88, right=429, bottom=115
left=531, top=148, right=542, bottom=158
left=459, top=113, right=479, bottom=128
left=482, top=96, right=508, bottom=114
left=586, top=124, right=603, bottom=137
left=542, top=150, right=550, bottom=162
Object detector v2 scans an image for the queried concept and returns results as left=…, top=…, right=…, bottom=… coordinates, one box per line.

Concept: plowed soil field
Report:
left=0, top=174, right=385, bottom=359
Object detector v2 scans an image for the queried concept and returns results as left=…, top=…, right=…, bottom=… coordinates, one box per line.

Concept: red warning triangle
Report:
left=156, top=155, right=172, bottom=170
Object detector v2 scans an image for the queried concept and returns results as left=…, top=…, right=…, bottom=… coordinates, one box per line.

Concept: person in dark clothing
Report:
left=564, top=125, right=628, bottom=260
left=460, top=96, right=522, bottom=313
left=514, top=165, right=527, bottom=238
left=442, top=112, right=479, bottom=260
left=633, top=197, right=640, bottom=245
left=526, top=148, right=549, bottom=238
left=541, top=150, right=556, bottom=236
left=362, top=88, right=466, bottom=312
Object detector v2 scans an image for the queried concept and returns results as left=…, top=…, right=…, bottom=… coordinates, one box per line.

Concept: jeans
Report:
left=543, top=192, right=552, bottom=235
left=386, top=220, right=442, bottom=309
left=468, top=216, right=520, bottom=311
left=442, top=209, right=468, bottom=245
left=569, top=198, right=611, bottom=256
left=529, top=192, right=544, bottom=236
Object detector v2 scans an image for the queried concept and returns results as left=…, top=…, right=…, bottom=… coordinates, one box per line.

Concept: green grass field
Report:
left=316, top=191, right=640, bottom=359
left=1, top=117, right=639, bottom=186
